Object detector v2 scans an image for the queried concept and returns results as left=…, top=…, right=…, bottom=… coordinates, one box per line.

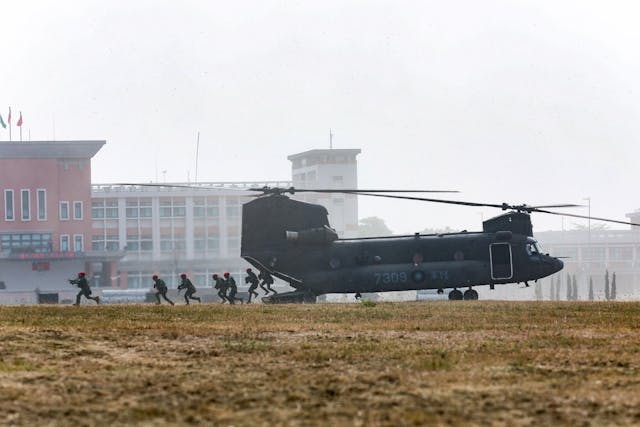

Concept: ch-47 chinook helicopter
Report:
left=241, top=187, right=640, bottom=303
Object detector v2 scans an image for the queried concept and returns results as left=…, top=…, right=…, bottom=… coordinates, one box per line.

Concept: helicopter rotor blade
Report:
left=112, top=183, right=263, bottom=192
left=353, top=192, right=640, bottom=227
left=529, top=204, right=584, bottom=209
left=247, top=186, right=458, bottom=195
left=351, top=192, right=507, bottom=209
left=529, top=208, right=640, bottom=227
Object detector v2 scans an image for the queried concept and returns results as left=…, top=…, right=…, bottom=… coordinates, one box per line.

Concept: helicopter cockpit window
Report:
left=526, top=241, right=542, bottom=256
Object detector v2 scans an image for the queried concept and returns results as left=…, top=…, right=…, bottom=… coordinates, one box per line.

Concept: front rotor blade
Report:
left=352, top=192, right=507, bottom=209
left=247, top=187, right=459, bottom=194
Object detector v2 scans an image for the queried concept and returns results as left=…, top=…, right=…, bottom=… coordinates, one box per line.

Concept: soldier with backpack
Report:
left=212, top=273, right=230, bottom=303
left=177, top=273, right=201, bottom=305
left=224, top=272, right=243, bottom=304
left=152, top=274, right=174, bottom=305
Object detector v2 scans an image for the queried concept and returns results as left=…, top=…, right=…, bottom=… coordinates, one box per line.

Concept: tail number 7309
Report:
left=374, top=272, right=408, bottom=285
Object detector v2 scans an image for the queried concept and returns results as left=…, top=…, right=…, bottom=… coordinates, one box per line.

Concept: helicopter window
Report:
left=329, top=257, right=341, bottom=269
left=373, top=255, right=382, bottom=264
left=453, top=250, right=464, bottom=261
left=526, top=242, right=542, bottom=256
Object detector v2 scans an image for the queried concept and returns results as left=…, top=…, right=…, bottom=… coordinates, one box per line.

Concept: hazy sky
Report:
left=2, top=1, right=640, bottom=234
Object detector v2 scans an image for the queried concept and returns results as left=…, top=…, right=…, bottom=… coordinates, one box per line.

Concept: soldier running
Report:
left=69, top=272, right=100, bottom=305
left=152, top=274, right=174, bottom=305
left=244, top=268, right=260, bottom=303
left=212, top=273, right=230, bottom=303
left=177, top=273, right=201, bottom=305
left=258, top=270, right=277, bottom=295
left=224, top=272, right=243, bottom=304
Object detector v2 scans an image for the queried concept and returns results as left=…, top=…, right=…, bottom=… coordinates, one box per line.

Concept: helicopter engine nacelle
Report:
left=286, top=226, right=338, bottom=245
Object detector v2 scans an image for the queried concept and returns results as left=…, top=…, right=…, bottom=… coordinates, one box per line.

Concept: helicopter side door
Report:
left=489, top=242, right=513, bottom=280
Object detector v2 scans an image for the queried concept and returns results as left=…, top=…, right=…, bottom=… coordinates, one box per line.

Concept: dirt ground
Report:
left=1, top=301, right=640, bottom=426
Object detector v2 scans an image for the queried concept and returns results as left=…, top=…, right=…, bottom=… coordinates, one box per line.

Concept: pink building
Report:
left=0, top=141, right=123, bottom=301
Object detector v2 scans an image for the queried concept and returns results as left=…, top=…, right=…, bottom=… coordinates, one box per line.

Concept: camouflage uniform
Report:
left=70, top=273, right=100, bottom=305
left=224, top=273, right=243, bottom=304
left=245, top=269, right=259, bottom=303
left=153, top=275, right=174, bottom=305
left=212, top=274, right=230, bottom=303
left=258, top=270, right=277, bottom=295
left=177, top=274, right=201, bottom=305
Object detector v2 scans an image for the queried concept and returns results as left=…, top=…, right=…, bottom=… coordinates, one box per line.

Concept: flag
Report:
left=7, top=107, right=11, bottom=125
left=0, top=114, right=5, bottom=129
left=17, top=112, right=22, bottom=127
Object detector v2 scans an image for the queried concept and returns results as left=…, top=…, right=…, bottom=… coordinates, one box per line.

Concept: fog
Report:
left=2, top=1, right=640, bottom=234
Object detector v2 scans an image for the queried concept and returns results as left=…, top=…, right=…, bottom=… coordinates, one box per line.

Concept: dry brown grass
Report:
left=1, top=301, right=640, bottom=426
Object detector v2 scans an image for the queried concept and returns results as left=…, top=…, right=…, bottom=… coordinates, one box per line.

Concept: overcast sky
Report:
left=2, top=1, right=640, bottom=234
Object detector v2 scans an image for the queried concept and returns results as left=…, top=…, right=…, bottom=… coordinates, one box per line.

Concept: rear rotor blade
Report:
left=530, top=208, right=640, bottom=227
left=353, top=193, right=640, bottom=227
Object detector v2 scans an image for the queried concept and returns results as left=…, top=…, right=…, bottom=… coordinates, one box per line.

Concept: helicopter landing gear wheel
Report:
left=448, top=289, right=463, bottom=300
left=463, top=289, right=479, bottom=300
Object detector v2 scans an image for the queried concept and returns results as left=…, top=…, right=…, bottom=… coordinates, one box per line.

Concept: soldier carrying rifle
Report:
left=69, top=272, right=100, bottom=305
left=177, top=273, right=201, bottom=305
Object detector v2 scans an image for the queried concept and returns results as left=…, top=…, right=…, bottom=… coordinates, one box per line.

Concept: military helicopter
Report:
left=241, top=187, right=640, bottom=303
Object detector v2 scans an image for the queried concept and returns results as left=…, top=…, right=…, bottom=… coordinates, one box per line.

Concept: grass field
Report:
left=1, top=301, right=640, bottom=426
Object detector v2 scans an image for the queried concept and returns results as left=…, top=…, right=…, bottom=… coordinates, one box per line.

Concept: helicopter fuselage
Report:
left=245, top=231, right=563, bottom=295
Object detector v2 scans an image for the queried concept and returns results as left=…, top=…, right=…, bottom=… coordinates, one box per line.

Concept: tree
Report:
left=357, top=217, right=393, bottom=238
left=420, top=226, right=459, bottom=235
left=571, top=222, right=609, bottom=231
left=566, top=274, right=572, bottom=300
left=588, top=277, right=594, bottom=301
left=555, top=275, right=561, bottom=301
left=550, top=277, right=555, bottom=301
left=611, top=272, right=617, bottom=301
left=604, top=270, right=610, bottom=301
left=572, top=274, right=578, bottom=301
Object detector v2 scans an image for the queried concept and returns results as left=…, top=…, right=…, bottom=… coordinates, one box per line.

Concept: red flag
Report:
left=17, top=112, right=22, bottom=127
left=7, top=107, right=11, bottom=125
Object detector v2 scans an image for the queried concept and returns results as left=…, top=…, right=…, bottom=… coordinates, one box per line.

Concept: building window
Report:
left=21, top=189, right=30, bottom=221
left=106, top=201, right=119, bottom=218
left=37, top=189, right=47, bottom=220
left=126, top=234, right=152, bottom=251
left=610, top=246, right=633, bottom=261
left=582, top=247, right=605, bottom=261
left=92, top=235, right=120, bottom=251
left=160, top=200, right=186, bottom=218
left=1, top=233, right=52, bottom=253
left=60, top=201, right=70, bottom=220
left=74, top=234, right=84, bottom=252
left=73, top=201, right=83, bottom=220
left=92, top=201, right=104, bottom=218
left=4, top=190, right=14, bottom=221
left=60, top=235, right=70, bottom=252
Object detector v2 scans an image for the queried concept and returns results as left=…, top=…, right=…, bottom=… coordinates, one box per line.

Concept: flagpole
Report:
left=8, top=107, right=11, bottom=142
left=194, top=131, right=200, bottom=183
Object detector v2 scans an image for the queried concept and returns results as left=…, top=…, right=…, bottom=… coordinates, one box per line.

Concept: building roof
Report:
left=287, top=148, right=361, bottom=161
left=0, top=140, right=105, bottom=159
